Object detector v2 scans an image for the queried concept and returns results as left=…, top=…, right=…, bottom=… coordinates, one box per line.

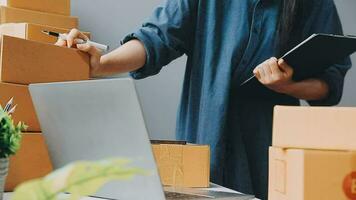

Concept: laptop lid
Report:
left=29, top=78, right=165, bottom=200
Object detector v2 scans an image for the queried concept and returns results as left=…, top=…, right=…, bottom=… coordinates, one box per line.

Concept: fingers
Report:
left=55, top=38, right=67, bottom=47
left=254, top=57, right=280, bottom=84
left=66, top=28, right=89, bottom=48
left=252, top=57, right=295, bottom=93
left=253, top=63, right=265, bottom=81
left=268, top=57, right=279, bottom=74
left=76, top=43, right=101, bottom=56
left=278, top=59, right=294, bottom=76
left=253, top=57, right=294, bottom=85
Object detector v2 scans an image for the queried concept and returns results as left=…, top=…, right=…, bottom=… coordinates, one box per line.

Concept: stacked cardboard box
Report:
left=0, top=23, right=90, bottom=44
left=269, top=106, right=356, bottom=200
left=0, top=0, right=77, bottom=28
left=5, top=133, right=53, bottom=191
left=0, top=0, right=90, bottom=191
left=0, top=0, right=71, bottom=15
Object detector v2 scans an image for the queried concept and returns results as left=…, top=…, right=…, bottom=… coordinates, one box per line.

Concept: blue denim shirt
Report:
left=123, top=0, right=351, bottom=198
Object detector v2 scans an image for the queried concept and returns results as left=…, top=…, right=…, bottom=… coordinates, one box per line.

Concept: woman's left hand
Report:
left=253, top=57, right=295, bottom=94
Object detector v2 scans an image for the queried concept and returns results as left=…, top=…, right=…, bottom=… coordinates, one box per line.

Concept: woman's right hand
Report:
left=55, top=28, right=102, bottom=77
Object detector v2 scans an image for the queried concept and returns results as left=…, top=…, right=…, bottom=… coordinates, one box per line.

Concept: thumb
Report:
left=77, top=43, right=101, bottom=56
left=55, top=39, right=67, bottom=47
left=278, top=59, right=293, bottom=74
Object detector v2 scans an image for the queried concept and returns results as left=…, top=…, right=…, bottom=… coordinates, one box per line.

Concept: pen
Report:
left=240, top=53, right=289, bottom=86
left=240, top=75, right=256, bottom=86
left=42, top=30, right=109, bottom=52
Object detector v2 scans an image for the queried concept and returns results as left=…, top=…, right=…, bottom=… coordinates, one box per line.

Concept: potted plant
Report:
left=0, top=98, right=26, bottom=200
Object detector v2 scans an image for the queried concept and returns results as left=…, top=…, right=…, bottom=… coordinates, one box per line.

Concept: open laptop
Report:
left=29, top=78, right=255, bottom=200
left=29, top=78, right=165, bottom=200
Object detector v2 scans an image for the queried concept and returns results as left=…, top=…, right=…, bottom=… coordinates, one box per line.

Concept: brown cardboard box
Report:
left=0, top=82, right=40, bottom=132
left=5, top=133, right=53, bottom=191
left=0, top=0, right=70, bottom=16
left=152, top=143, right=210, bottom=188
left=269, top=147, right=356, bottom=200
left=0, top=6, right=78, bottom=29
left=273, top=106, right=356, bottom=151
left=0, top=23, right=91, bottom=44
left=0, top=35, right=90, bottom=84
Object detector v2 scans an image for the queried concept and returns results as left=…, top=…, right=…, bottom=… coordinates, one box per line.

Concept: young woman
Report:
left=57, top=0, right=351, bottom=199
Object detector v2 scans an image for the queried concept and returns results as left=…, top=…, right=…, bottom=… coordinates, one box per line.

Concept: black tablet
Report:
left=282, top=33, right=356, bottom=80
left=241, top=34, right=356, bottom=85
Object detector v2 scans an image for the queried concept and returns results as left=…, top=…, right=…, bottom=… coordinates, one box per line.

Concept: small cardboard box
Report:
left=273, top=106, right=356, bottom=151
left=0, top=82, right=40, bottom=132
left=0, top=35, right=89, bottom=84
left=5, top=133, right=53, bottom=191
left=152, top=142, right=210, bottom=188
left=269, top=147, right=356, bottom=200
left=0, top=0, right=70, bottom=16
left=0, top=23, right=91, bottom=44
left=0, top=6, right=78, bottom=29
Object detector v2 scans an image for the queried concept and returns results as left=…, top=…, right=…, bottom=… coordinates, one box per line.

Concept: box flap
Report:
left=0, top=23, right=26, bottom=38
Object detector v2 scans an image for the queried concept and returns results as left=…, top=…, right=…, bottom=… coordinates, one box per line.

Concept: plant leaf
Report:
left=12, top=158, right=148, bottom=200
left=0, top=108, right=25, bottom=158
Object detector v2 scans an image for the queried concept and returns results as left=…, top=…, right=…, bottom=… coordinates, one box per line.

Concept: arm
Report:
left=56, top=29, right=146, bottom=77
left=59, top=0, right=198, bottom=78
left=281, top=78, right=329, bottom=101
left=253, top=57, right=329, bottom=101
left=96, top=40, right=146, bottom=77
left=255, top=0, right=352, bottom=104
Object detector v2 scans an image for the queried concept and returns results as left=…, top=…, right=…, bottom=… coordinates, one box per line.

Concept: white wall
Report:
left=335, top=0, right=356, bottom=106
left=72, top=0, right=356, bottom=140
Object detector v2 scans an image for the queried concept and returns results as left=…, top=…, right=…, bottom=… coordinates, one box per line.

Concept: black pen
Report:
left=42, top=30, right=109, bottom=52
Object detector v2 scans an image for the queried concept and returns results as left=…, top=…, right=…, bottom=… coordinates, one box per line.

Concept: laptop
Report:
left=29, top=78, right=165, bottom=200
left=29, top=78, right=255, bottom=200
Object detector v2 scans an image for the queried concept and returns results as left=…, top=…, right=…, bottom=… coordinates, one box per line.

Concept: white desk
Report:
left=3, top=193, right=99, bottom=200
left=4, top=184, right=260, bottom=200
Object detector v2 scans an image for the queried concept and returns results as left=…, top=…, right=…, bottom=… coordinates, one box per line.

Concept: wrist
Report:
left=90, top=55, right=105, bottom=77
left=274, top=80, right=298, bottom=95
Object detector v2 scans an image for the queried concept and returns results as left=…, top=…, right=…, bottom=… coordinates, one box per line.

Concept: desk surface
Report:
left=3, top=184, right=260, bottom=200
left=165, top=184, right=258, bottom=200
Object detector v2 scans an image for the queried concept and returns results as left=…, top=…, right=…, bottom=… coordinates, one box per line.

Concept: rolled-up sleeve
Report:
left=304, top=0, right=352, bottom=106
left=308, top=59, right=351, bottom=106
left=121, top=0, right=198, bottom=79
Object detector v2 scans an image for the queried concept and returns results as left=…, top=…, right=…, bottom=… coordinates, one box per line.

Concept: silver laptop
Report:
left=29, top=78, right=255, bottom=200
left=29, top=78, right=165, bottom=200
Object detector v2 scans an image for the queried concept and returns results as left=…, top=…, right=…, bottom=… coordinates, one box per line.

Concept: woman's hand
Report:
left=55, top=28, right=102, bottom=77
left=253, top=57, right=295, bottom=94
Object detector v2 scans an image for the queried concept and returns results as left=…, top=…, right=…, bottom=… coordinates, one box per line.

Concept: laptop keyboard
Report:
left=165, top=191, right=211, bottom=199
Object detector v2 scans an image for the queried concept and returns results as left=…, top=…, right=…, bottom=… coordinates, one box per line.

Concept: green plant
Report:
left=0, top=108, right=26, bottom=158
left=12, top=158, right=150, bottom=200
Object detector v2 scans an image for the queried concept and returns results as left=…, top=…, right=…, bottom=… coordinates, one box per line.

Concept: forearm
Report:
left=94, top=40, right=146, bottom=76
left=282, top=78, right=329, bottom=101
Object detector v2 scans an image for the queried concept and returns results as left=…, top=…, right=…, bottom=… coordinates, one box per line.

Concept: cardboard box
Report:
left=273, top=106, right=356, bottom=151
left=0, top=6, right=78, bottom=29
left=269, top=147, right=356, bottom=200
left=0, top=82, right=40, bottom=132
left=6, top=133, right=53, bottom=191
left=0, top=35, right=90, bottom=84
left=0, top=23, right=91, bottom=44
left=0, top=0, right=70, bottom=16
left=152, top=143, right=210, bottom=188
